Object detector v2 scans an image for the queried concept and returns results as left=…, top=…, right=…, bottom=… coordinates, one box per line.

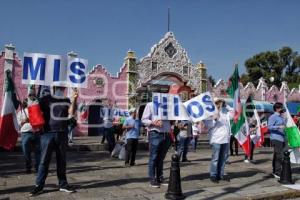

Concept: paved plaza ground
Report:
left=1, top=138, right=300, bottom=200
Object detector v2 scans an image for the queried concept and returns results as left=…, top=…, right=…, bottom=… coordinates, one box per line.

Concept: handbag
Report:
left=118, top=144, right=126, bottom=160
left=111, top=143, right=122, bottom=158
left=28, top=100, right=45, bottom=130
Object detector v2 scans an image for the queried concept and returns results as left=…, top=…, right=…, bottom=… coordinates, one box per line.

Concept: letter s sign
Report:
left=68, top=57, right=88, bottom=88
left=202, top=94, right=215, bottom=112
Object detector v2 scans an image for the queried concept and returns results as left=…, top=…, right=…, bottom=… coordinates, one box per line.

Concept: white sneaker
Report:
left=244, top=159, right=250, bottom=163
left=273, top=173, right=280, bottom=179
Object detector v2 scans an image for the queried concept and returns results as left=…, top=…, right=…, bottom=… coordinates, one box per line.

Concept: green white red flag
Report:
left=284, top=104, right=300, bottom=148
left=285, top=104, right=300, bottom=163
left=252, top=108, right=262, bottom=146
left=0, top=71, right=19, bottom=150
left=79, top=102, right=88, bottom=122
left=226, top=65, right=250, bottom=157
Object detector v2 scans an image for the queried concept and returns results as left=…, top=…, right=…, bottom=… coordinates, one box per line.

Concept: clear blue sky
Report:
left=1, top=0, right=300, bottom=80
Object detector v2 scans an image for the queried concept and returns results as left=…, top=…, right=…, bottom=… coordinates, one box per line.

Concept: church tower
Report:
left=198, top=61, right=207, bottom=93
left=125, top=50, right=138, bottom=109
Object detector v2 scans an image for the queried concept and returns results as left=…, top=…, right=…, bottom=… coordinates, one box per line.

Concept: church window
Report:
left=152, top=62, right=158, bottom=72
left=183, top=66, right=189, bottom=75
left=164, top=43, right=177, bottom=58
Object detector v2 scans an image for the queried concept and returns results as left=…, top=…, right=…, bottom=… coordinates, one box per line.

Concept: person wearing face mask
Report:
left=30, top=86, right=78, bottom=196
left=17, top=98, right=41, bottom=174
left=268, top=102, right=287, bottom=179
left=203, top=98, right=233, bottom=183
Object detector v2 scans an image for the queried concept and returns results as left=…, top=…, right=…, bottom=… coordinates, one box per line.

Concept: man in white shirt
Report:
left=17, top=99, right=41, bottom=174
left=142, top=102, right=171, bottom=188
left=102, top=100, right=116, bottom=154
left=204, top=98, right=233, bottom=183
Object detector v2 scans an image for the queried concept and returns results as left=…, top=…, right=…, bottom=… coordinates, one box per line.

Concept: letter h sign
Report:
left=152, top=93, right=189, bottom=120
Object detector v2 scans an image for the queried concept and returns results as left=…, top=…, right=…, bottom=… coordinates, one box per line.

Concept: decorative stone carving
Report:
left=137, top=32, right=200, bottom=92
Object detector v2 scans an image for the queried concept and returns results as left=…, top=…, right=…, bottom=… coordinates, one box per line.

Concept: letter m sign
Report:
left=22, top=53, right=46, bottom=85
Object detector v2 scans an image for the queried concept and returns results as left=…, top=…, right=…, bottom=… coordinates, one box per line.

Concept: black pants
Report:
left=125, top=138, right=138, bottom=165
left=230, top=135, right=239, bottom=155
left=245, top=141, right=255, bottom=160
left=272, top=140, right=285, bottom=175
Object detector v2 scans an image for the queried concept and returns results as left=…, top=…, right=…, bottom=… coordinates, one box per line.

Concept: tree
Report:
left=244, top=47, right=300, bottom=88
left=240, top=73, right=250, bottom=86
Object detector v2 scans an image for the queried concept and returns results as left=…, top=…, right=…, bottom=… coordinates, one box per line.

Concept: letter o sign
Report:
left=187, top=101, right=204, bottom=118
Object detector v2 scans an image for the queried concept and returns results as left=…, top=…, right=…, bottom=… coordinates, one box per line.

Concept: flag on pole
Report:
left=252, top=109, right=262, bottom=145
left=284, top=105, right=300, bottom=148
left=226, top=65, right=250, bottom=156
left=256, top=119, right=268, bottom=147
left=0, top=71, right=19, bottom=150
left=79, top=102, right=88, bottom=122
left=244, top=96, right=262, bottom=147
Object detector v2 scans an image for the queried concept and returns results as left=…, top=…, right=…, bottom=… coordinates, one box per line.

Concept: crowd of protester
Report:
left=15, top=86, right=300, bottom=195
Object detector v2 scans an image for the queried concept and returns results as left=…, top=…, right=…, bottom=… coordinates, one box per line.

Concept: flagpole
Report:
left=168, top=7, right=170, bottom=32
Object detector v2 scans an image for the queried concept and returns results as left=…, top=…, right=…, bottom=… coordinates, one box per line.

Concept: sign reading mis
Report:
left=22, top=52, right=88, bottom=88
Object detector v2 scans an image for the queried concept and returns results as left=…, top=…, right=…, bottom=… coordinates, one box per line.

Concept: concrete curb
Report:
left=226, top=189, right=300, bottom=200
left=1, top=139, right=211, bottom=152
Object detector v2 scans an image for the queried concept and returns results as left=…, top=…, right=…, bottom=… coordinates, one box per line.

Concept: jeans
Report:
left=230, top=135, right=239, bottom=155
left=36, top=132, right=68, bottom=188
left=193, top=136, right=198, bottom=150
left=271, top=140, right=285, bottom=175
left=21, top=132, right=41, bottom=171
left=68, top=126, right=74, bottom=142
left=210, top=143, right=229, bottom=178
left=178, top=136, right=190, bottom=161
left=104, top=127, right=115, bottom=153
left=148, top=131, right=171, bottom=181
left=98, top=127, right=105, bottom=143
left=125, top=138, right=138, bottom=165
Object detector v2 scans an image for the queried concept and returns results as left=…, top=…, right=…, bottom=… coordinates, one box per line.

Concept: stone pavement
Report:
left=1, top=146, right=300, bottom=200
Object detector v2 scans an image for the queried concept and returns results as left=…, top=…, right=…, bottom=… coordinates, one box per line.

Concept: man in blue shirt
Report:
left=268, top=102, right=287, bottom=178
left=123, top=108, right=140, bottom=166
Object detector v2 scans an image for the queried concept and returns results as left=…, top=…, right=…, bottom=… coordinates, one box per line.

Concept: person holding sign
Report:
left=203, top=98, right=233, bottom=183
left=122, top=108, right=140, bottom=167
left=177, top=120, right=192, bottom=162
left=30, top=87, right=78, bottom=196
left=102, top=100, right=116, bottom=154
left=142, top=102, right=171, bottom=188
left=17, top=98, right=41, bottom=174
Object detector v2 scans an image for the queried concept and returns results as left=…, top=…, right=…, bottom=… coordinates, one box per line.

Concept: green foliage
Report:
left=244, top=47, right=300, bottom=88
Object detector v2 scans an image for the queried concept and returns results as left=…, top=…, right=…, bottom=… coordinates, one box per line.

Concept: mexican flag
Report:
left=284, top=105, right=300, bottom=148
left=256, top=119, right=268, bottom=147
left=79, top=102, right=88, bottom=122
left=226, top=66, right=250, bottom=157
left=252, top=109, right=262, bottom=145
left=0, top=71, right=19, bottom=150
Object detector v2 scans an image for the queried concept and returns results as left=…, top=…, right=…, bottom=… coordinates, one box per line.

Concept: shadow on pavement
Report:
left=73, top=177, right=149, bottom=189
left=184, top=189, right=205, bottom=198
left=182, top=170, right=259, bottom=182
left=0, top=183, right=57, bottom=195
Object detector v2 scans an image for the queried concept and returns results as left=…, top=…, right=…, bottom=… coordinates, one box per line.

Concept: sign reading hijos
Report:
left=22, top=52, right=88, bottom=88
left=152, top=92, right=218, bottom=122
